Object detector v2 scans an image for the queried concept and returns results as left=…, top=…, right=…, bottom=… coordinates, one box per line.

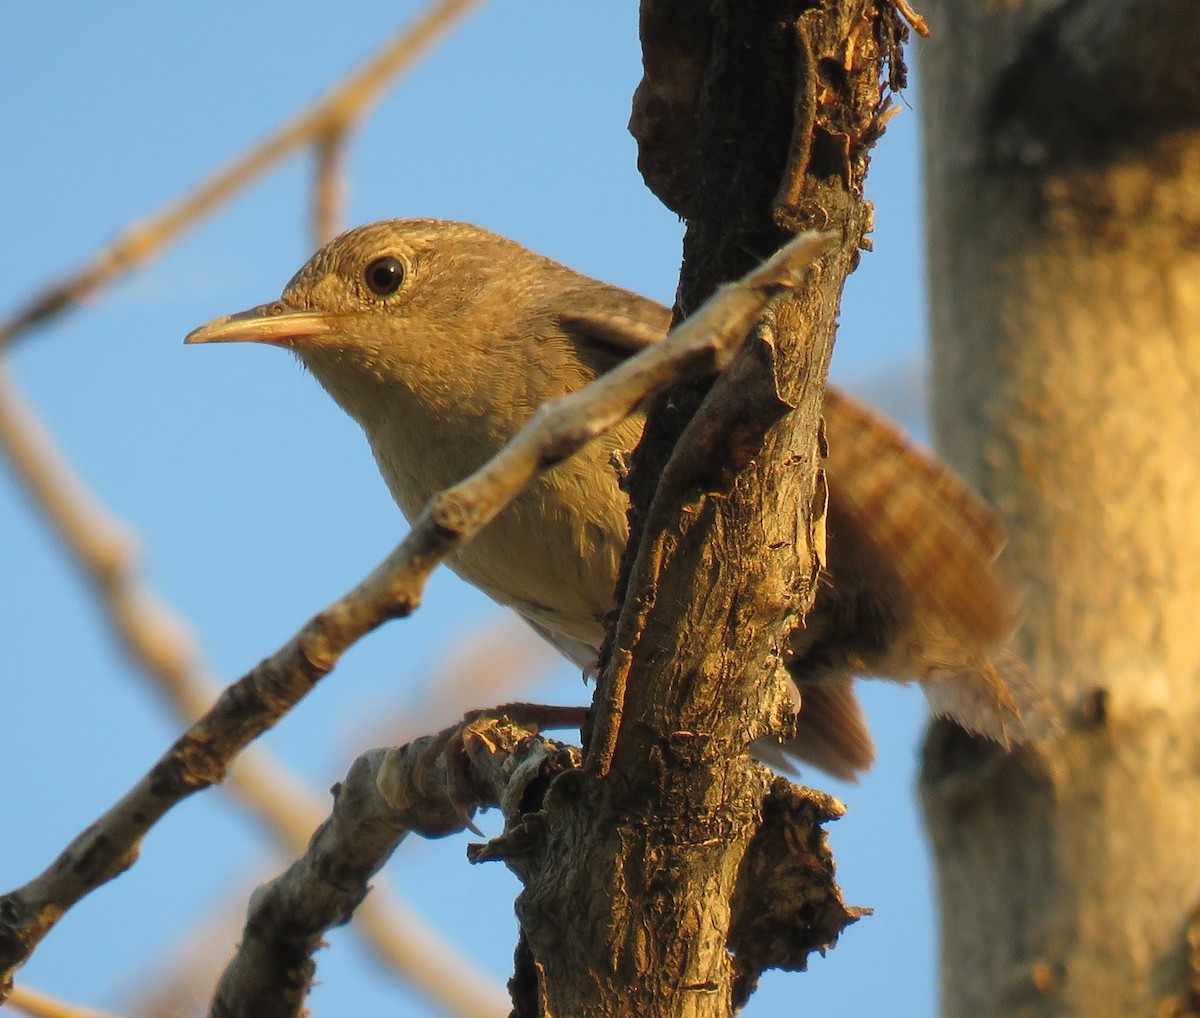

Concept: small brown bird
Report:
left=186, top=219, right=1032, bottom=779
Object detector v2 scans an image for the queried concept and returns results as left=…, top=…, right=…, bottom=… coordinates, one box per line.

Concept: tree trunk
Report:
left=918, top=3, right=1200, bottom=1016
left=505, top=2, right=904, bottom=1014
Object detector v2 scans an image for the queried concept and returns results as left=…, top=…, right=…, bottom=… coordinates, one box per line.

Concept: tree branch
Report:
left=211, top=719, right=578, bottom=1018
left=502, top=4, right=902, bottom=1013
left=7, top=985, right=122, bottom=1018
left=920, top=2, right=1200, bottom=1013
left=0, top=363, right=510, bottom=1017
left=312, top=127, right=350, bottom=247
left=0, top=0, right=487, bottom=352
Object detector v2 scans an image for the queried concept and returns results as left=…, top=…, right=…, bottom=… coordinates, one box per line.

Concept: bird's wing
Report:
left=556, top=283, right=1036, bottom=768
left=555, top=284, right=674, bottom=376
left=556, top=281, right=1016, bottom=644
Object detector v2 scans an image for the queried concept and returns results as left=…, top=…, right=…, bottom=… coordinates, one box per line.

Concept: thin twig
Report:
left=0, top=364, right=210, bottom=717
left=0, top=0, right=487, bottom=352
left=0, top=364, right=508, bottom=1018
left=7, top=985, right=122, bottom=1018
left=0, top=230, right=832, bottom=998
left=313, top=127, right=350, bottom=247
left=124, top=869, right=509, bottom=1018
left=893, top=0, right=930, bottom=37
left=212, top=722, right=578, bottom=1017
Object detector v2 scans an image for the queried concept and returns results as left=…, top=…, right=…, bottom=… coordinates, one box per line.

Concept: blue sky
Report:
left=2, top=3, right=937, bottom=1015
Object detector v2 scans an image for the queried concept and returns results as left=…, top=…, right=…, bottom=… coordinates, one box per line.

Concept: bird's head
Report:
left=185, top=218, right=538, bottom=353
left=185, top=218, right=565, bottom=427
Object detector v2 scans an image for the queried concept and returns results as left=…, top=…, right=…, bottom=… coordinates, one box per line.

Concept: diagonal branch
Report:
left=211, top=719, right=579, bottom=1018
left=0, top=364, right=509, bottom=1018
left=0, top=231, right=831, bottom=1000
left=0, top=0, right=487, bottom=352
left=312, top=126, right=350, bottom=247
left=7, top=984, right=123, bottom=1018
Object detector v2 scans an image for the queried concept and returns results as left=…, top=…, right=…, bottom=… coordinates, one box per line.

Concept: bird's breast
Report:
left=367, top=403, right=633, bottom=652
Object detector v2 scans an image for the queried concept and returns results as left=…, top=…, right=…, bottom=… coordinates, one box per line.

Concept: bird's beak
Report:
left=184, top=301, right=335, bottom=347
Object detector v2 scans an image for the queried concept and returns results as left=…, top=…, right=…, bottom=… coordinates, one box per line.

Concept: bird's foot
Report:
left=411, top=703, right=588, bottom=834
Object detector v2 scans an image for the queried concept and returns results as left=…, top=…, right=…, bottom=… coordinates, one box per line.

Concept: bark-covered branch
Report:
left=982, top=0, right=1200, bottom=168
left=211, top=718, right=580, bottom=1018
left=0, top=230, right=831, bottom=1001
left=496, top=3, right=908, bottom=1015
left=213, top=701, right=859, bottom=1016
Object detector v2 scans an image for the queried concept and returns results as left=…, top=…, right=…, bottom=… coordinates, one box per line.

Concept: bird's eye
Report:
left=364, top=255, right=405, bottom=296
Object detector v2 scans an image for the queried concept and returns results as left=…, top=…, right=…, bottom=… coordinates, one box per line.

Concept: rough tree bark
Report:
left=498, top=2, right=908, bottom=1016
left=919, top=2, right=1200, bottom=1016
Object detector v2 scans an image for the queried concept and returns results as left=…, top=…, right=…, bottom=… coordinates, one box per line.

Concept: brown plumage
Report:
left=186, top=219, right=1036, bottom=780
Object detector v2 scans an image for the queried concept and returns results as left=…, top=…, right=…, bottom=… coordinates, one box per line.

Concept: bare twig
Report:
left=0, top=363, right=212, bottom=718
left=8, top=985, right=122, bottom=1018
left=313, top=128, right=350, bottom=247
left=0, top=4, right=507, bottom=1004
left=120, top=849, right=510, bottom=1018
left=893, top=0, right=930, bottom=37
left=0, top=0, right=487, bottom=352
left=212, top=720, right=578, bottom=1017
left=0, top=365, right=509, bottom=1017
left=125, top=864, right=510, bottom=1018
left=0, top=230, right=830, bottom=998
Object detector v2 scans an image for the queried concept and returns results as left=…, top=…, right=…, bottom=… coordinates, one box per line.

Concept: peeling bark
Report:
left=497, top=3, right=907, bottom=1014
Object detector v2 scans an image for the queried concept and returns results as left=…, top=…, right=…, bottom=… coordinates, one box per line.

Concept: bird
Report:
left=185, top=218, right=1035, bottom=780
